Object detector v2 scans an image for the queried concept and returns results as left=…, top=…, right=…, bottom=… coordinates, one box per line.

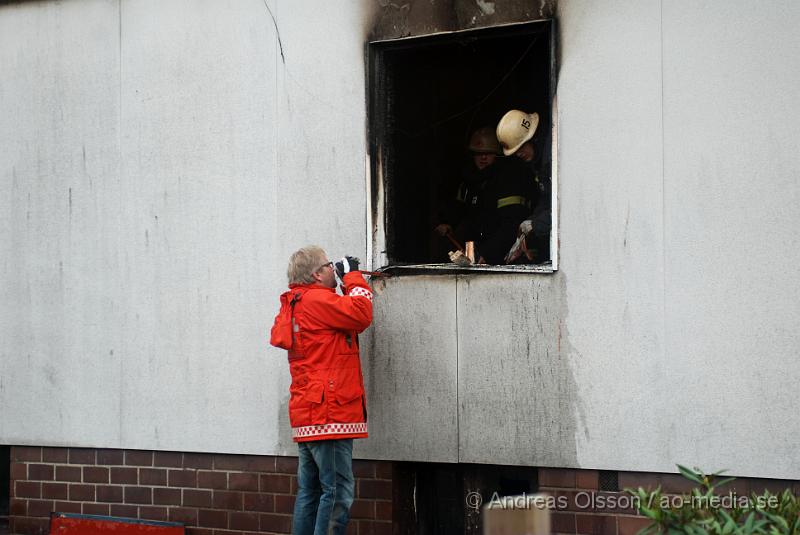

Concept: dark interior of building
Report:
left=369, top=21, right=553, bottom=266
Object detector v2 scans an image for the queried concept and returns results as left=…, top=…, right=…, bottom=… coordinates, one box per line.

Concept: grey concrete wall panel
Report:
left=0, top=0, right=375, bottom=455
left=272, top=1, right=373, bottom=265
left=355, top=277, right=459, bottom=463
left=0, top=0, right=124, bottom=447
left=555, top=0, right=668, bottom=472
left=115, top=0, right=282, bottom=453
left=660, top=1, right=800, bottom=478
left=456, top=274, right=578, bottom=467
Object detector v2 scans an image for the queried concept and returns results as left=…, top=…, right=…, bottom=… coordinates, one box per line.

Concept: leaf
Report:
left=678, top=465, right=704, bottom=485
left=745, top=512, right=756, bottom=533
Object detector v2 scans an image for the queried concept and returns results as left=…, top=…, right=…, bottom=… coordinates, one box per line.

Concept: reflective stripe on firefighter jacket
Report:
left=270, top=271, right=373, bottom=442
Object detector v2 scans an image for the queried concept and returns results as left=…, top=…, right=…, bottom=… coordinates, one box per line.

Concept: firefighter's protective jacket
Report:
left=270, top=271, right=373, bottom=442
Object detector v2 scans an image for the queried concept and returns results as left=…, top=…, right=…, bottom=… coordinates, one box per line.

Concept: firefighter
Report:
left=496, top=109, right=552, bottom=264
left=434, top=126, right=501, bottom=248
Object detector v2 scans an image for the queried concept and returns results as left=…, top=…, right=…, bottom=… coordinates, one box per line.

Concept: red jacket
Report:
left=270, top=271, right=373, bottom=442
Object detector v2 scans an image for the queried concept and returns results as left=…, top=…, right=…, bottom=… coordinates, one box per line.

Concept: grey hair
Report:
left=287, top=245, right=328, bottom=284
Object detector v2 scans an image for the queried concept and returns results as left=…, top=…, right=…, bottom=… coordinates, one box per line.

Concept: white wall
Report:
left=1, top=0, right=799, bottom=480
left=0, top=0, right=373, bottom=456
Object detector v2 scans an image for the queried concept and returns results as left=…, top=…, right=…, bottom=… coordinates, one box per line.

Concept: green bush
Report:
left=626, top=465, right=800, bottom=535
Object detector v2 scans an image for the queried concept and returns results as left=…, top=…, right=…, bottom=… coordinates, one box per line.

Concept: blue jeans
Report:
left=292, top=439, right=355, bottom=535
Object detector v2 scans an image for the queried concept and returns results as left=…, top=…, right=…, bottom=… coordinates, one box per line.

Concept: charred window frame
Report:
left=367, top=20, right=558, bottom=274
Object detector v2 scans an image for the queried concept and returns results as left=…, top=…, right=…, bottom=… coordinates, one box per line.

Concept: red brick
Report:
left=184, top=529, right=212, bottom=535
left=358, top=479, right=391, bottom=500
left=12, top=446, right=42, bottom=462
left=260, top=513, right=292, bottom=533
left=55, top=501, right=83, bottom=514
left=375, top=462, right=393, bottom=480
left=111, top=467, right=138, bottom=484
left=169, top=469, right=197, bottom=488
left=125, top=486, right=152, bottom=504
left=618, top=516, right=651, bottom=535
left=27, top=464, right=54, bottom=481
left=140, top=506, right=169, bottom=522
left=577, top=471, right=600, bottom=490
left=715, top=478, right=751, bottom=495
left=214, top=454, right=275, bottom=473
left=290, top=475, right=298, bottom=494
left=83, top=503, right=110, bottom=516
left=154, top=451, right=184, bottom=468
left=346, top=523, right=358, bottom=535
left=230, top=511, right=260, bottom=531
left=541, top=468, right=577, bottom=488
left=183, top=453, right=213, bottom=470
left=243, top=493, right=273, bottom=512
left=68, top=448, right=96, bottom=465
left=576, top=514, right=617, bottom=535
left=10, top=498, right=27, bottom=516
left=97, top=449, right=125, bottom=465
left=352, top=460, right=375, bottom=478
left=260, top=474, right=291, bottom=493
left=140, top=468, right=168, bottom=486
left=16, top=481, right=41, bottom=498
left=56, top=465, right=82, bottom=482
left=357, top=520, right=393, bottom=535
left=659, top=474, right=698, bottom=494
left=42, top=448, right=69, bottom=463
left=84, top=466, right=109, bottom=483
left=551, top=490, right=583, bottom=512
left=229, top=472, right=259, bottom=491
left=110, top=504, right=139, bottom=518
left=350, top=499, right=374, bottom=519
left=184, top=489, right=213, bottom=508
left=97, top=485, right=124, bottom=503
left=10, top=462, right=27, bottom=480
left=10, top=516, right=49, bottom=535
left=274, top=494, right=295, bottom=514
left=169, top=506, right=199, bottom=526
left=198, top=471, right=227, bottom=489
left=42, top=482, right=68, bottom=500
left=552, top=512, right=577, bottom=533
left=275, top=456, right=297, bottom=474
left=198, top=509, right=228, bottom=529
left=153, top=487, right=182, bottom=506
left=375, top=501, right=392, bottom=521
left=27, top=499, right=54, bottom=517
left=69, top=484, right=95, bottom=501
left=213, top=490, right=243, bottom=510
left=125, top=450, right=154, bottom=466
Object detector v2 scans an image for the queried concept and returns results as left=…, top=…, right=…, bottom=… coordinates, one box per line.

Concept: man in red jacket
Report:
left=270, top=245, right=374, bottom=535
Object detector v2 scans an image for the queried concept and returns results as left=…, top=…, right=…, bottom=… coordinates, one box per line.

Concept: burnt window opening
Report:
left=368, top=21, right=557, bottom=273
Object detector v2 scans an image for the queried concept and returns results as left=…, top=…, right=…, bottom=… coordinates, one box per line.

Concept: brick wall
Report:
left=538, top=467, right=800, bottom=535
left=7, top=446, right=392, bottom=535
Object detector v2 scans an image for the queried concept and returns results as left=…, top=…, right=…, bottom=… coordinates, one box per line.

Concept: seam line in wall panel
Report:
left=660, top=0, right=667, bottom=386
left=118, top=0, right=124, bottom=447
left=455, top=275, right=460, bottom=463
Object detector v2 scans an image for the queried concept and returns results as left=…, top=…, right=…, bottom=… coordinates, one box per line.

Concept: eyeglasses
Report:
left=317, top=261, right=333, bottom=272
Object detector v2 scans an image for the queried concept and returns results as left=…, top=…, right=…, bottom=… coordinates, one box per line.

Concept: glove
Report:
left=335, top=256, right=360, bottom=280
left=518, top=219, right=533, bottom=236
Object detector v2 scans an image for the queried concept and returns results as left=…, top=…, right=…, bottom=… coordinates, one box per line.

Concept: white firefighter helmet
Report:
left=467, top=126, right=502, bottom=154
left=496, top=110, right=540, bottom=156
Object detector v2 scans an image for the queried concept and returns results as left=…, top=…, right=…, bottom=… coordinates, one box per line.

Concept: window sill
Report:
left=377, top=262, right=555, bottom=276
